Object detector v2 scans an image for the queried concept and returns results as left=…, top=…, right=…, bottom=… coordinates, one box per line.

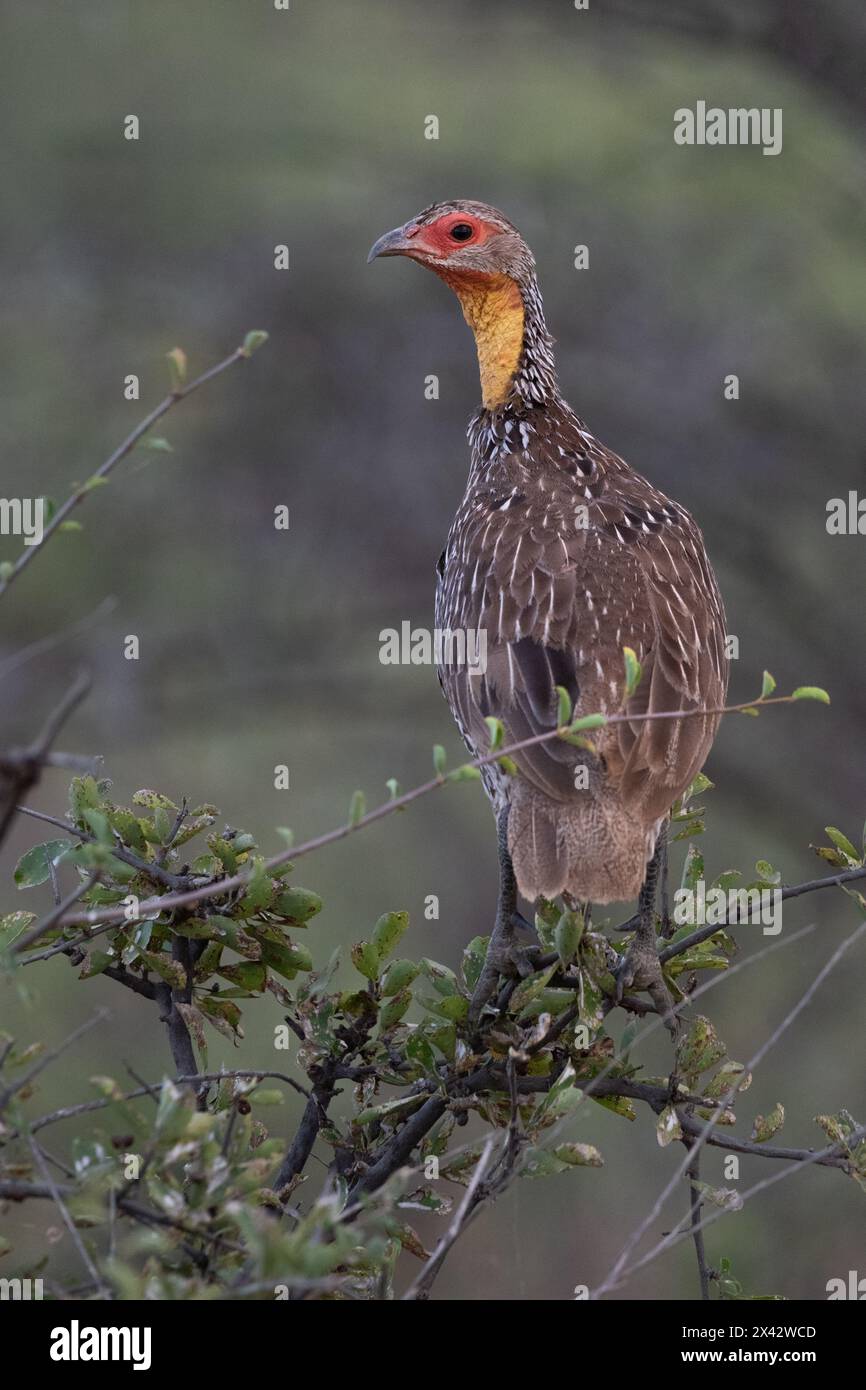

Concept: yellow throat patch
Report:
left=440, top=271, right=525, bottom=409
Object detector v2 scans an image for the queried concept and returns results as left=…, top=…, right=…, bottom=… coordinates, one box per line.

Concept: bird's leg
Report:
left=468, top=808, right=527, bottom=1029
left=657, top=821, right=673, bottom=939
left=614, top=837, right=679, bottom=1038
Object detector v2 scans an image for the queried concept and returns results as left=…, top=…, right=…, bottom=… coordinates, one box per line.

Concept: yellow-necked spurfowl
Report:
left=369, top=200, right=728, bottom=1027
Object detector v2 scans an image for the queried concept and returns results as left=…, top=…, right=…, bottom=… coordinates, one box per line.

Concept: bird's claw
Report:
left=614, top=933, right=680, bottom=1039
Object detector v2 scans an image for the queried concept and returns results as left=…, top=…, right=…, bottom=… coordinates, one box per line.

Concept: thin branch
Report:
left=0, top=670, right=90, bottom=847
left=52, top=690, right=834, bottom=932
left=10, top=871, right=101, bottom=955
left=660, top=864, right=866, bottom=963
left=402, top=1135, right=499, bottom=1301
left=0, top=595, right=117, bottom=680
left=686, top=1147, right=711, bottom=1300
left=14, top=803, right=191, bottom=893
left=0, top=1009, right=109, bottom=1114
left=616, top=1121, right=866, bottom=1292
left=15, top=1070, right=310, bottom=1137
left=0, top=341, right=264, bottom=601
left=27, top=1136, right=106, bottom=1296
left=592, top=916, right=866, bottom=1299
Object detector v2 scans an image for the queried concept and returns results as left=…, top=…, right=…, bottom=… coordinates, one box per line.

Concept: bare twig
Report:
left=592, top=917, right=866, bottom=1299
left=51, top=690, right=835, bottom=933
left=686, top=1147, right=711, bottom=1300
left=14, top=802, right=191, bottom=892
left=402, top=1135, right=499, bottom=1301
left=27, top=1136, right=106, bottom=1296
left=0, top=670, right=90, bottom=847
left=10, top=870, right=100, bottom=956
left=0, top=1009, right=109, bottom=1114
left=12, top=1070, right=310, bottom=1138
left=0, top=341, right=264, bottom=601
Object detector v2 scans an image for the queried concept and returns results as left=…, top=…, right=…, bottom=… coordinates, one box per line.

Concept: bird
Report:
left=368, top=200, right=728, bottom=1027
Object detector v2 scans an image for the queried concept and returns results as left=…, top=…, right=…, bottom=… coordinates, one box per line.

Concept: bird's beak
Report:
left=367, top=223, right=416, bottom=264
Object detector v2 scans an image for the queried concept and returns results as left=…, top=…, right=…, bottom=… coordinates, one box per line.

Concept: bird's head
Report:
left=368, top=200, right=547, bottom=410
left=367, top=199, right=534, bottom=282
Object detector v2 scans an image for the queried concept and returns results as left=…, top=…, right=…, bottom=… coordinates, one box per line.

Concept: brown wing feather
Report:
left=436, top=408, right=727, bottom=824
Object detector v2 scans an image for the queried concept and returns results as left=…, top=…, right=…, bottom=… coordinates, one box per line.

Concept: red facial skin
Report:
left=405, top=212, right=499, bottom=263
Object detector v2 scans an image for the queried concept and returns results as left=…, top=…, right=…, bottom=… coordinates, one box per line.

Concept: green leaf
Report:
left=484, top=717, right=504, bottom=750
left=553, top=1142, right=603, bottom=1167
left=69, top=775, right=104, bottom=826
left=754, top=859, right=781, bottom=885
left=356, top=1094, right=425, bottom=1128
left=446, top=763, right=482, bottom=782
left=239, top=857, right=274, bottom=914
left=137, top=950, right=186, bottom=989
left=381, top=959, right=420, bottom=996
left=351, top=940, right=380, bottom=982
left=272, top=886, right=322, bottom=923
left=517, top=987, right=575, bottom=1021
left=385, top=778, right=400, bottom=800
left=791, top=686, right=830, bottom=705
left=751, top=1102, right=785, bottom=1143
left=824, top=827, right=860, bottom=863
left=432, top=745, right=447, bottom=775
left=166, top=345, right=187, bottom=386
left=379, top=988, right=413, bottom=1031
left=143, top=436, right=173, bottom=452
left=421, top=993, right=468, bottom=1022
left=260, top=938, right=313, bottom=977
left=0, top=911, right=36, bottom=950
left=591, top=1094, right=636, bottom=1121
left=241, top=329, right=269, bottom=357
left=107, top=808, right=148, bottom=854
left=622, top=646, right=642, bottom=699
left=554, top=910, right=584, bottom=966
left=348, top=789, right=366, bottom=826
left=560, top=712, right=607, bottom=744
left=14, top=839, right=72, bottom=888
left=249, top=1088, right=284, bottom=1106
left=199, top=994, right=244, bottom=1037
left=132, top=789, right=178, bottom=812
left=678, top=1015, right=726, bottom=1083
left=656, top=1104, right=683, bottom=1147
left=705, top=1061, right=751, bottom=1099
left=78, top=949, right=114, bottom=979
left=760, top=670, right=776, bottom=698
left=216, top=961, right=267, bottom=992
left=372, top=910, right=409, bottom=963
left=555, top=685, right=572, bottom=725
left=83, top=808, right=113, bottom=845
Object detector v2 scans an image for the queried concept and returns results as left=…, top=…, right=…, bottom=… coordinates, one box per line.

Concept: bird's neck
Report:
left=439, top=268, right=558, bottom=412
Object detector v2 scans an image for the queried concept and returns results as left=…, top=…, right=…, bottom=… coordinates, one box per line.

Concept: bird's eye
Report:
left=449, top=223, right=474, bottom=242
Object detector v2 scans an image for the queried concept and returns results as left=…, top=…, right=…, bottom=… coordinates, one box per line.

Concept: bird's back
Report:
left=436, top=396, right=728, bottom=904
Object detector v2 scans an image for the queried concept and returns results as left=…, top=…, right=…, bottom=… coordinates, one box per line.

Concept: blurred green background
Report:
left=2, top=0, right=865, bottom=1299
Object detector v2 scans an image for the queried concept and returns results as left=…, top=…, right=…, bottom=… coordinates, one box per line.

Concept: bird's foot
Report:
left=488, top=932, right=536, bottom=980
left=614, top=931, right=680, bottom=1039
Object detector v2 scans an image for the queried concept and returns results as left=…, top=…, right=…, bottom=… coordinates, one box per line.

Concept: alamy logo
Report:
left=827, top=1271, right=866, bottom=1299
left=49, top=1320, right=152, bottom=1371
left=379, top=622, right=487, bottom=672
left=674, top=102, right=782, bottom=157
left=0, top=1277, right=43, bottom=1300
left=0, top=497, right=44, bottom=546
left=673, top=883, right=782, bottom=936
